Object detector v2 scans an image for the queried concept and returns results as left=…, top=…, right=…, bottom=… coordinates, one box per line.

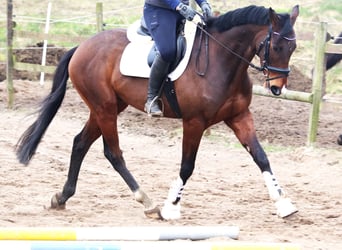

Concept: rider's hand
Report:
left=176, top=3, right=196, bottom=21
left=200, top=1, right=212, bottom=21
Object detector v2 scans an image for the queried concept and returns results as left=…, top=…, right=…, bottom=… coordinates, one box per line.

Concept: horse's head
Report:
left=257, top=5, right=299, bottom=96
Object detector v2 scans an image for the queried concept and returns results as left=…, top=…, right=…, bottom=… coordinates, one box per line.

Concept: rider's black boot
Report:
left=144, top=54, right=170, bottom=117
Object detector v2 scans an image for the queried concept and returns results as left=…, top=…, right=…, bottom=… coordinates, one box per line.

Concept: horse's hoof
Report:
left=144, top=206, right=162, bottom=220
left=337, top=135, right=342, bottom=145
left=275, top=198, right=298, bottom=218
left=50, top=192, right=66, bottom=210
left=160, top=201, right=181, bottom=220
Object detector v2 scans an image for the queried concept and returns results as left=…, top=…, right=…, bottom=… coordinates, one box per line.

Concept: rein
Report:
left=194, top=19, right=295, bottom=84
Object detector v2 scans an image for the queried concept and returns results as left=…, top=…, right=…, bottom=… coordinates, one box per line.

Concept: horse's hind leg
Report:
left=99, top=112, right=160, bottom=218
left=225, top=111, right=298, bottom=218
left=51, top=115, right=101, bottom=209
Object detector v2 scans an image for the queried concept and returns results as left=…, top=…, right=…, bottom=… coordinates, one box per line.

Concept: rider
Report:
left=143, top=0, right=212, bottom=117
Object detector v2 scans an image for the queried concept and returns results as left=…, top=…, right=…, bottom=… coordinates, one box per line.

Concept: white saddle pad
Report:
left=119, top=19, right=198, bottom=81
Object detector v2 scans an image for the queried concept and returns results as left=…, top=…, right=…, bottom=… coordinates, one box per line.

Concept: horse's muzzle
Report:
left=264, top=72, right=287, bottom=96
left=270, top=85, right=282, bottom=96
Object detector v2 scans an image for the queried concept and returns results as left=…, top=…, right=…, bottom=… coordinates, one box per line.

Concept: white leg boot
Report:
left=263, top=171, right=298, bottom=218
left=160, top=177, right=184, bottom=220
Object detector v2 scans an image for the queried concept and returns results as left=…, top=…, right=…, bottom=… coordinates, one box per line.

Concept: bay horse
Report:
left=16, top=5, right=299, bottom=219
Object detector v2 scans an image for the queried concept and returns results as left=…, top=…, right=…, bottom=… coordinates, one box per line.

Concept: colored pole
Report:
left=0, top=226, right=239, bottom=241
left=0, top=241, right=301, bottom=250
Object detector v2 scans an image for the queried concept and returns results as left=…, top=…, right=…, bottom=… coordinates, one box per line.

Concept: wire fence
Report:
left=0, top=4, right=144, bottom=78
left=0, top=2, right=341, bottom=86
left=1, top=2, right=341, bottom=76
left=0, top=4, right=143, bottom=49
left=1, top=1, right=342, bottom=46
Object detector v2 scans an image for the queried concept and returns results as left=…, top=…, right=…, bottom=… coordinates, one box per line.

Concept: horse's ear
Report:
left=290, top=5, right=299, bottom=26
left=268, top=7, right=279, bottom=27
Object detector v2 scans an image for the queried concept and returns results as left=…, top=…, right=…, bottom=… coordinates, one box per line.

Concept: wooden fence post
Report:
left=6, top=0, right=14, bottom=109
left=307, top=22, right=327, bottom=146
left=96, top=2, right=104, bottom=32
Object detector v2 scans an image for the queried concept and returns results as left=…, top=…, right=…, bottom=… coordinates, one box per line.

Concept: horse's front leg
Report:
left=225, top=110, right=298, bottom=218
left=160, top=120, right=204, bottom=220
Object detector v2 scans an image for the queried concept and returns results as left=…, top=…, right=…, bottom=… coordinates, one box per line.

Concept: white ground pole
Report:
left=40, top=2, right=52, bottom=85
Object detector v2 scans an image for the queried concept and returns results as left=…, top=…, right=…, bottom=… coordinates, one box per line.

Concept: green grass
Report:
left=319, top=0, right=342, bottom=16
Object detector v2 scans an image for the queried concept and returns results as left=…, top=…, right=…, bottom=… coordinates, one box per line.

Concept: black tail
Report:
left=16, top=47, right=78, bottom=165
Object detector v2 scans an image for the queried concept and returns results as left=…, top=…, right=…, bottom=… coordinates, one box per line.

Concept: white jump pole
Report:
left=39, top=2, right=52, bottom=85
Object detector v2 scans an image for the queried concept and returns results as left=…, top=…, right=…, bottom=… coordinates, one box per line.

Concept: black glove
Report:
left=200, top=1, right=212, bottom=21
left=177, top=3, right=196, bottom=21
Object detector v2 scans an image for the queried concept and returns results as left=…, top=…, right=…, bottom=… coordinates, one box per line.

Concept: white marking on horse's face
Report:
left=281, top=86, right=288, bottom=94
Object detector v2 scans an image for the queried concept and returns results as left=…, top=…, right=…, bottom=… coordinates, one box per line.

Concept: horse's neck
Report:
left=208, top=28, right=258, bottom=75
left=196, top=26, right=265, bottom=96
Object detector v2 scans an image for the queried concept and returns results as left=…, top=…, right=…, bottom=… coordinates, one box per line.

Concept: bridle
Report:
left=255, top=26, right=296, bottom=87
left=194, top=18, right=296, bottom=85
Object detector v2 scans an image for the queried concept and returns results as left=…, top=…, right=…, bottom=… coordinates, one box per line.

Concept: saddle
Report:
left=120, top=18, right=197, bottom=81
left=120, top=18, right=198, bottom=118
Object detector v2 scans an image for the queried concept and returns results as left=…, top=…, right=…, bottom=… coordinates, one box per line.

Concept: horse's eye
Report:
left=273, top=46, right=283, bottom=53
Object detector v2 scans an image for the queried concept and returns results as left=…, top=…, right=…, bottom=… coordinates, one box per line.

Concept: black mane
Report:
left=207, top=5, right=270, bottom=32
left=212, top=5, right=286, bottom=32
left=207, top=5, right=293, bottom=37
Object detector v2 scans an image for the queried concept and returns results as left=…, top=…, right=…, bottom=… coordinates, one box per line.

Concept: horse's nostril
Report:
left=337, top=134, right=342, bottom=145
left=270, top=86, right=281, bottom=96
